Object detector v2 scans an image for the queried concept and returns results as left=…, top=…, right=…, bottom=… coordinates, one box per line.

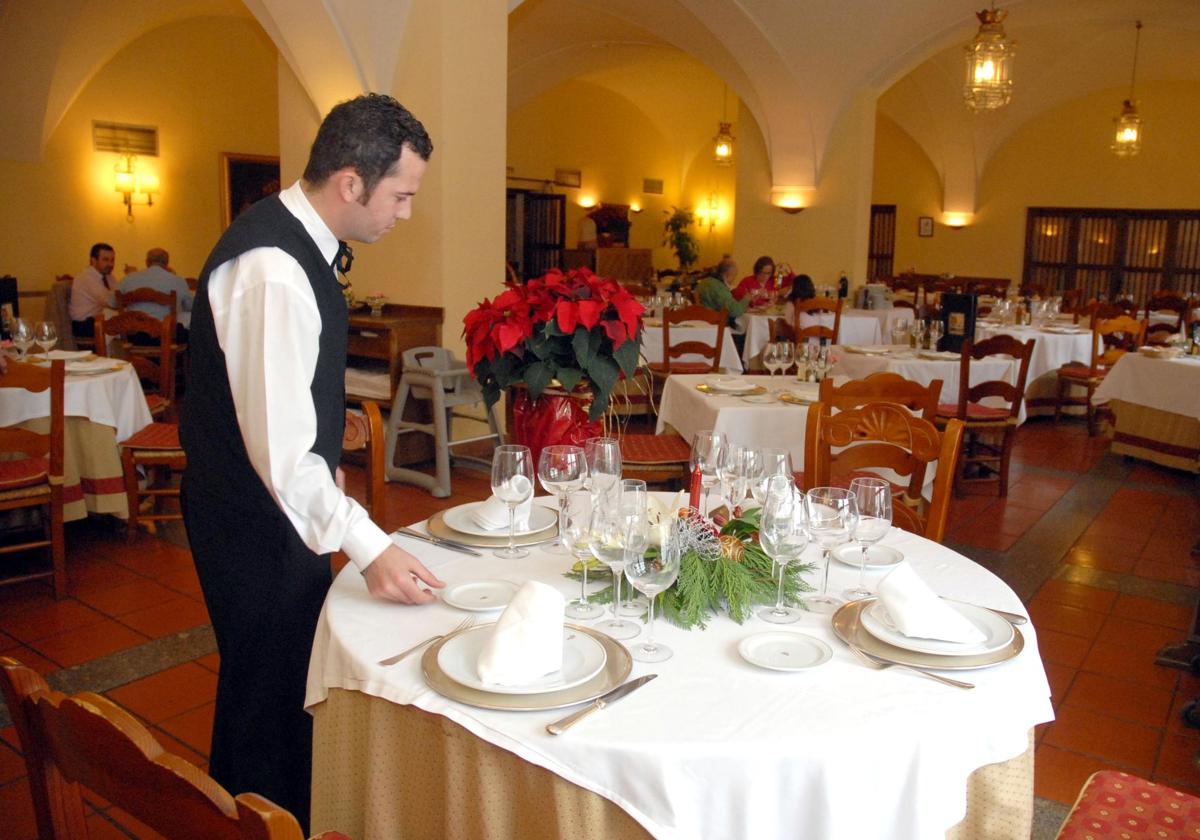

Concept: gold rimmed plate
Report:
left=695, top=383, right=768, bottom=397
left=831, top=598, right=1024, bottom=670
left=778, top=391, right=816, bottom=406
left=421, top=622, right=633, bottom=711
left=426, top=509, right=557, bottom=548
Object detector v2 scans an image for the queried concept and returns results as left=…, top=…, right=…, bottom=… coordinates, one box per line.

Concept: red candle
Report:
left=689, top=465, right=702, bottom=511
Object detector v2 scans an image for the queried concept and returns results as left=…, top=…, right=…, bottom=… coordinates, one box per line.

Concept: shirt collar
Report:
left=278, top=181, right=340, bottom=269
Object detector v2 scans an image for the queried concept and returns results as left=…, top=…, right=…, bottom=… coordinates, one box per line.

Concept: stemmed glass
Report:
left=538, top=445, right=587, bottom=554
left=750, top=449, right=793, bottom=508
left=34, top=322, right=57, bottom=358
left=587, top=482, right=643, bottom=640
left=928, top=319, right=944, bottom=351
left=562, top=491, right=604, bottom=619
left=802, top=487, right=858, bottom=613
left=688, top=431, right=724, bottom=515
left=843, top=477, right=892, bottom=600
left=11, top=318, right=33, bottom=360
left=890, top=318, right=909, bottom=346
left=777, top=342, right=795, bottom=377
left=490, top=444, right=534, bottom=560
left=810, top=346, right=830, bottom=382
left=625, top=518, right=682, bottom=662
left=757, top=475, right=809, bottom=624
left=584, top=437, right=622, bottom=505
left=762, top=342, right=780, bottom=380
left=717, top=443, right=746, bottom=510
left=616, top=479, right=650, bottom=616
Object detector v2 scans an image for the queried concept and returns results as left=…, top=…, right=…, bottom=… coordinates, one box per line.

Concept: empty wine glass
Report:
left=777, top=342, right=795, bottom=377
left=750, top=449, right=793, bottom=508
left=538, top=445, right=587, bottom=554
left=625, top=518, right=682, bottom=662
left=811, top=345, right=830, bottom=382
left=688, top=431, right=724, bottom=515
left=762, top=342, right=780, bottom=379
left=908, top=320, right=925, bottom=350
left=587, top=485, right=642, bottom=640
left=34, top=321, right=57, bottom=358
left=803, top=487, right=858, bottom=613
left=584, top=437, right=622, bottom=506
left=491, top=444, right=534, bottom=560
left=928, top=319, right=944, bottom=351
left=890, top=318, right=909, bottom=346
left=617, top=479, right=650, bottom=616
left=844, top=477, right=892, bottom=600
left=717, top=443, right=747, bottom=510
left=11, top=318, right=33, bottom=360
left=757, top=475, right=809, bottom=624
left=562, top=491, right=604, bottom=619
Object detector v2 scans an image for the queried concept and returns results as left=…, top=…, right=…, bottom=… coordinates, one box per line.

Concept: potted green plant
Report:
left=662, top=207, right=700, bottom=270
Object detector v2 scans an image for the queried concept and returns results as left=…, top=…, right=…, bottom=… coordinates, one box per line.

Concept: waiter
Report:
left=181, top=94, right=444, bottom=830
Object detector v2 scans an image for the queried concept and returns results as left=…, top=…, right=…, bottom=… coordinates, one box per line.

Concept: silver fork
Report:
left=378, top=615, right=476, bottom=666
left=847, top=643, right=975, bottom=690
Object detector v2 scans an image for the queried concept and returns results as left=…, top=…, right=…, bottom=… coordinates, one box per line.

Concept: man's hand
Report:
left=362, top=543, right=445, bottom=604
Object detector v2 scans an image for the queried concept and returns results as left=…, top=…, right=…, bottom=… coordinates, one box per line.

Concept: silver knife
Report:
left=394, top=527, right=482, bottom=557
left=943, top=597, right=1027, bottom=625
left=545, top=674, right=657, bottom=735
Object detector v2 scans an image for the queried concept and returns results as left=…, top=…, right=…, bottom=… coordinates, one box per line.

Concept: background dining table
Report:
left=0, top=360, right=152, bottom=520
left=304, top=496, right=1053, bottom=840
left=741, top=309, right=883, bottom=367
left=639, top=321, right=743, bottom=373
left=975, top=322, right=1092, bottom=417
left=1092, top=351, right=1200, bottom=473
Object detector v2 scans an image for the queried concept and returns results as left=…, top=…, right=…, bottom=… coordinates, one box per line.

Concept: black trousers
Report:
left=181, top=477, right=331, bottom=833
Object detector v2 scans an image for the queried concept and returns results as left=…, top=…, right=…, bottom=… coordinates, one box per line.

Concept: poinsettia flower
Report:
left=602, top=318, right=628, bottom=346
left=555, top=299, right=579, bottom=334
left=576, top=299, right=603, bottom=329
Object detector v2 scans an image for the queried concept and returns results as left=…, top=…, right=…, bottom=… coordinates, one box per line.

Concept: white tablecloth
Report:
left=976, top=324, right=1092, bottom=418
left=640, top=324, right=743, bottom=373
left=742, top=311, right=883, bottom=365
left=306, top=505, right=1053, bottom=840
left=1093, top=353, right=1200, bottom=418
left=0, top=363, right=152, bottom=441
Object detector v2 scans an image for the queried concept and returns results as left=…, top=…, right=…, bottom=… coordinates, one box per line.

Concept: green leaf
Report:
left=613, top=337, right=641, bottom=378
left=572, top=328, right=593, bottom=369
left=523, top=360, right=554, bottom=399
left=556, top=366, right=584, bottom=392
left=587, top=355, right=619, bottom=395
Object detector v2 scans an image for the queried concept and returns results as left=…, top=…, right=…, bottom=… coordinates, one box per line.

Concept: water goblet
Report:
left=11, top=318, right=33, bottom=360
left=688, top=431, right=724, bottom=515
left=490, top=444, right=534, bottom=560
left=749, top=448, right=794, bottom=508
left=908, top=320, right=925, bottom=350
left=756, top=475, right=808, bottom=624
left=34, top=321, right=57, bottom=358
left=761, top=342, right=780, bottom=380
left=562, top=491, right=604, bottom=620
left=802, top=487, right=858, bottom=613
left=587, top=488, right=641, bottom=640
left=583, top=436, right=622, bottom=505
left=538, top=445, right=587, bottom=554
left=843, top=477, right=892, bottom=600
left=716, top=443, right=746, bottom=510
left=625, top=518, right=682, bottom=662
left=928, top=319, right=944, bottom=351
left=890, top=318, right=909, bottom=346
left=617, top=479, right=650, bottom=616
left=777, top=341, right=795, bottom=377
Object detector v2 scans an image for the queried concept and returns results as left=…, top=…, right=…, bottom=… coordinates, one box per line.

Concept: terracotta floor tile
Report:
left=157, top=702, right=214, bottom=757
left=1110, top=593, right=1194, bottom=630
left=1063, top=546, right=1138, bottom=574
left=117, top=597, right=210, bottom=639
left=1027, top=601, right=1106, bottom=640
left=1154, top=732, right=1200, bottom=794
left=106, top=663, right=217, bottom=724
left=1085, top=514, right=1161, bottom=541
left=946, top=495, right=994, bottom=522
left=952, top=528, right=1019, bottom=551
left=0, top=644, right=62, bottom=675
left=156, top=563, right=205, bottom=598
left=1095, top=615, right=1191, bottom=657
left=1043, top=705, right=1162, bottom=773
left=1034, top=743, right=1119, bottom=805
left=1109, top=487, right=1175, bottom=510
left=1003, top=480, right=1070, bottom=512
left=0, top=740, right=26, bottom=785
left=1063, top=671, right=1175, bottom=728
left=150, top=726, right=209, bottom=767
left=1127, top=464, right=1196, bottom=487
left=0, top=777, right=39, bottom=840
left=65, top=560, right=142, bottom=597
left=30, top=619, right=147, bottom=667
left=1037, top=628, right=1094, bottom=669
left=0, top=599, right=107, bottom=643
left=195, top=652, right=220, bottom=673
left=1132, top=558, right=1200, bottom=587
left=74, top=578, right=181, bottom=618
left=1032, top=579, right=1119, bottom=614
left=1042, top=661, right=1076, bottom=706
left=972, top=500, right=1047, bottom=536
left=1071, top=533, right=1148, bottom=565
left=1081, top=640, right=1180, bottom=691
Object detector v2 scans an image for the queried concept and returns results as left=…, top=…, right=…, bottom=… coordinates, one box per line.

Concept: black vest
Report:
left=181, top=195, right=348, bottom=518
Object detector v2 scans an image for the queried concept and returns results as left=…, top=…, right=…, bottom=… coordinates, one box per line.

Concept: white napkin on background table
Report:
left=66, top=358, right=122, bottom=373
left=471, top=485, right=533, bottom=530
left=476, top=580, right=565, bottom=686
left=876, top=561, right=987, bottom=644
left=45, top=350, right=93, bottom=360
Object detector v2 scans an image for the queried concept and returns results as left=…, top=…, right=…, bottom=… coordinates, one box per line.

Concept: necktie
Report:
left=333, top=241, right=354, bottom=275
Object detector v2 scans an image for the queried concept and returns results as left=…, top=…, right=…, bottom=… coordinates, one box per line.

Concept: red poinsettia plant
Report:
left=464, top=267, right=645, bottom=420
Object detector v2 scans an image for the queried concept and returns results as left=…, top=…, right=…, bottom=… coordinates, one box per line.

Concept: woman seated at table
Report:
left=784, top=274, right=828, bottom=346
left=733, top=256, right=776, bottom=307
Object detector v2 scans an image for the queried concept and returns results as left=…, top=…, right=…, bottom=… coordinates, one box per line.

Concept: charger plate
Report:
left=695, top=383, right=767, bottom=397
left=778, top=391, right=816, bottom=406
left=831, top=598, right=1024, bottom=671
left=427, top=509, right=557, bottom=548
left=422, top=623, right=632, bottom=711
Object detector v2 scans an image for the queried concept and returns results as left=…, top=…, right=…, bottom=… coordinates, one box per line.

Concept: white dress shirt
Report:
left=69, top=265, right=113, bottom=321
left=205, top=181, right=392, bottom=572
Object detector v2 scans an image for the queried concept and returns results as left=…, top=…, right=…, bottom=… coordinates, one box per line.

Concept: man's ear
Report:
left=334, top=170, right=361, bottom=203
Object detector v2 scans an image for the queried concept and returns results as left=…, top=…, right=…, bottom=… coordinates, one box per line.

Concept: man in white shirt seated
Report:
left=117, top=247, right=193, bottom=342
left=68, top=242, right=115, bottom=338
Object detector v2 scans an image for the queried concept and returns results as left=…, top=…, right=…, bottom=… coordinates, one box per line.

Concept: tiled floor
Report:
left=0, top=417, right=1197, bottom=838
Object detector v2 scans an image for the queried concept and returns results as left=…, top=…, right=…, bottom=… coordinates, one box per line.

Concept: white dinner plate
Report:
left=706, top=376, right=753, bottom=392
left=740, top=394, right=779, bottom=404
left=831, top=543, right=904, bottom=570
left=65, top=360, right=126, bottom=376
left=739, top=632, right=832, bottom=672
left=441, top=580, right=520, bottom=612
left=437, top=625, right=607, bottom=695
left=1042, top=326, right=1085, bottom=335
left=860, top=600, right=1015, bottom=656
left=916, top=350, right=959, bottom=361
left=441, top=501, right=558, bottom=538
left=842, top=345, right=892, bottom=356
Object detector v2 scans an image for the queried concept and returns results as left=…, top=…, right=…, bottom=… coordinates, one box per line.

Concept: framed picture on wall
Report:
left=918, top=216, right=934, bottom=237
left=220, top=152, right=281, bottom=229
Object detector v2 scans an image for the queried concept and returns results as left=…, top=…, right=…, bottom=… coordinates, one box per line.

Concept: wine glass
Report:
left=756, top=475, right=809, bottom=624
left=908, top=320, right=925, bottom=350
left=811, top=345, right=830, bottom=382
left=762, top=342, right=780, bottom=380
left=777, top=342, right=795, bottom=377
left=617, top=479, right=649, bottom=616
left=562, top=491, right=604, bottom=619
left=538, top=445, right=586, bottom=554
left=688, top=431, right=724, bottom=515
left=490, top=444, right=534, bottom=560
left=34, top=321, right=57, bottom=358
left=587, top=485, right=642, bottom=640
left=750, top=449, right=793, bottom=508
left=625, top=518, right=682, bottom=662
left=717, top=443, right=747, bottom=510
left=844, top=477, right=892, bottom=600
left=890, top=318, right=909, bottom=346
left=928, top=319, right=944, bottom=351
left=802, top=487, right=858, bottom=613
left=584, top=436, right=622, bottom=505
left=11, top=318, right=33, bottom=360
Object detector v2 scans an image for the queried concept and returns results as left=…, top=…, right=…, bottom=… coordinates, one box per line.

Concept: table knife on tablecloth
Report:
left=545, top=674, right=657, bottom=735
left=393, top=527, right=482, bottom=557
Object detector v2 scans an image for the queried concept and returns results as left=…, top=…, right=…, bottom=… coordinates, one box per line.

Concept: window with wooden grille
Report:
left=1023, top=207, right=1200, bottom=303
left=867, top=204, right=896, bottom=281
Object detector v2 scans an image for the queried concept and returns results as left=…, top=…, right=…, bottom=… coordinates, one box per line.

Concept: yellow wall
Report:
left=873, top=80, right=1200, bottom=285
left=0, top=15, right=279, bottom=300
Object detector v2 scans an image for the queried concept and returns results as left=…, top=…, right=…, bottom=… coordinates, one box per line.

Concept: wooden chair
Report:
left=0, top=360, right=67, bottom=599
left=342, top=402, right=384, bottom=519
left=935, top=335, right=1035, bottom=496
left=792, top=297, right=842, bottom=345
left=767, top=317, right=795, bottom=343
left=1055, top=770, right=1200, bottom=839
left=115, top=286, right=188, bottom=398
left=1055, top=313, right=1146, bottom=435
left=94, top=307, right=177, bottom=419
left=1144, top=290, right=1189, bottom=331
left=619, top=430, right=692, bottom=486
left=0, top=656, right=348, bottom=840
left=118, top=420, right=186, bottom=542
left=646, top=304, right=727, bottom=377
left=809, top=402, right=964, bottom=544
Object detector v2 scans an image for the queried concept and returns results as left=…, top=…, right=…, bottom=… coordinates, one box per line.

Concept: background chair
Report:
left=43, top=278, right=77, bottom=351
left=95, top=307, right=177, bottom=419
left=1055, top=313, right=1146, bottom=435
left=767, top=316, right=795, bottom=344
left=342, top=402, right=384, bottom=519
left=1144, top=290, right=1189, bottom=332
left=385, top=346, right=501, bottom=498
left=1054, top=769, right=1199, bottom=840
left=936, top=335, right=1035, bottom=496
left=0, top=656, right=348, bottom=840
left=619, top=429, right=692, bottom=487
left=792, top=297, right=842, bottom=345
left=118, top=421, right=185, bottom=542
left=809, top=402, right=964, bottom=544
left=115, top=287, right=188, bottom=389
left=647, top=304, right=727, bottom=377
left=0, top=360, right=67, bottom=599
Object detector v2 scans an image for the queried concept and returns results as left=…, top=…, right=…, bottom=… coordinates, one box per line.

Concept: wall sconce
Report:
left=694, top=192, right=722, bottom=230
left=578, top=195, right=597, bottom=209
left=770, top=187, right=812, bottom=214
left=114, top=154, right=158, bottom=221
left=629, top=201, right=643, bottom=214
left=942, top=212, right=973, bottom=229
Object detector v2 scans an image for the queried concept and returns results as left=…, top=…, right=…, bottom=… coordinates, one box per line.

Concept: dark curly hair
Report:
left=753, top=256, right=775, bottom=275
left=788, top=274, right=816, bottom=301
left=302, top=93, right=433, bottom=203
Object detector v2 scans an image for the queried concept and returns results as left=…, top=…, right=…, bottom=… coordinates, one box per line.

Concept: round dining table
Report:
left=305, top=497, right=1053, bottom=840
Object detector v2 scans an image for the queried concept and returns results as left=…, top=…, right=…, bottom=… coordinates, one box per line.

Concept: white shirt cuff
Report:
left=343, top=517, right=395, bottom=573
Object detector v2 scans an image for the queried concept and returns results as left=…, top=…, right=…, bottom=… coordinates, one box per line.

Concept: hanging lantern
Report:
left=1111, top=22, right=1143, bottom=158
left=963, top=6, right=1015, bottom=112
left=713, top=122, right=735, bottom=166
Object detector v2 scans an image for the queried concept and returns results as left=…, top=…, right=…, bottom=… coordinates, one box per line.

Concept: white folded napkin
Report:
left=647, top=490, right=685, bottom=546
left=476, top=581, right=565, bottom=686
left=706, top=376, right=751, bottom=392
left=45, top=350, right=93, bottom=360
left=471, top=484, right=533, bottom=530
left=66, top=358, right=121, bottom=373
left=876, top=561, right=987, bottom=644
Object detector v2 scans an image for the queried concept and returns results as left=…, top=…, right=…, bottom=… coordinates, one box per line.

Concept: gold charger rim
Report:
left=778, top=391, right=816, bottom=406
left=427, top=509, right=557, bottom=548
left=831, top=598, right=1024, bottom=670
left=421, top=622, right=633, bottom=711
left=695, top=383, right=767, bottom=396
